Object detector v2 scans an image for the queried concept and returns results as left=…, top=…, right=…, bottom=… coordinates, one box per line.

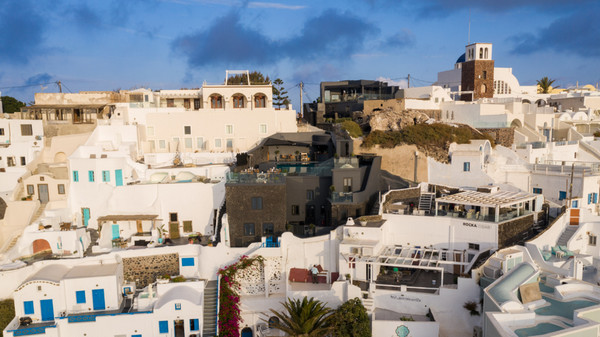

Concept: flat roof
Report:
left=97, top=214, right=158, bottom=221
left=64, top=263, right=119, bottom=279
left=24, top=265, right=70, bottom=284
left=436, top=190, right=535, bottom=208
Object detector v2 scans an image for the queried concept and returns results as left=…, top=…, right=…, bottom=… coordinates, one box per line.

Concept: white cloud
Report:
left=377, top=76, right=408, bottom=88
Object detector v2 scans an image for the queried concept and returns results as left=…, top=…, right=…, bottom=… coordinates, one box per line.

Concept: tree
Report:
left=537, top=76, right=558, bottom=94
left=273, top=78, right=289, bottom=108
left=267, top=296, right=333, bottom=337
left=331, top=298, right=371, bottom=337
left=1, top=96, right=26, bottom=113
left=227, top=71, right=270, bottom=85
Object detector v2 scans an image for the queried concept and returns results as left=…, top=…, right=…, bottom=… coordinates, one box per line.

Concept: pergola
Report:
left=435, top=190, right=537, bottom=222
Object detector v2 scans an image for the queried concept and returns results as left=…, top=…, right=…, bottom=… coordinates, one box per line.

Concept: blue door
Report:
left=40, top=299, right=54, bottom=321
left=241, top=327, right=253, bottom=337
left=115, top=169, right=123, bottom=187
left=92, top=289, right=105, bottom=310
left=83, top=208, right=90, bottom=227
left=112, top=224, right=120, bottom=239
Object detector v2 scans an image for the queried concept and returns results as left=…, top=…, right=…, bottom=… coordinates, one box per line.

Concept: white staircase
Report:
left=418, top=192, right=435, bottom=213
left=557, top=226, right=578, bottom=246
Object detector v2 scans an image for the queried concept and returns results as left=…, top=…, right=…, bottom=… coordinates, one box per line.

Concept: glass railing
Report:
left=331, top=192, right=354, bottom=203
left=226, top=172, right=285, bottom=184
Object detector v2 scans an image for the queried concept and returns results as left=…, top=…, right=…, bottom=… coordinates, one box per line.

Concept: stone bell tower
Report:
left=460, top=43, right=494, bottom=101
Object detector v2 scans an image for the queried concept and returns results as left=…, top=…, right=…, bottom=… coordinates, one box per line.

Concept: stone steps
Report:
left=203, top=280, right=218, bottom=337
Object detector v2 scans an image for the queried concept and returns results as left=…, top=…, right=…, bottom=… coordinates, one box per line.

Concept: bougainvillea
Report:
left=217, top=255, right=265, bottom=337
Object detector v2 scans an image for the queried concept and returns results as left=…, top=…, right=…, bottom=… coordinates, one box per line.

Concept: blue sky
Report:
left=1, top=0, right=599, bottom=106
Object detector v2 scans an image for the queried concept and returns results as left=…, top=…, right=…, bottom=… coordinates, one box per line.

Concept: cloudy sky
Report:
left=1, top=0, right=599, bottom=105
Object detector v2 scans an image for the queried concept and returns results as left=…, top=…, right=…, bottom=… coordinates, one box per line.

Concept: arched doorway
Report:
left=33, top=239, right=51, bottom=254
left=241, top=327, right=253, bottom=337
left=510, top=119, right=523, bottom=128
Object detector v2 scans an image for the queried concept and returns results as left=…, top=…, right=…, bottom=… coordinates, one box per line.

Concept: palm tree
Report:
left=267, top=297, right=333, bottom=337
left=537, top=76, right=558, bottom=94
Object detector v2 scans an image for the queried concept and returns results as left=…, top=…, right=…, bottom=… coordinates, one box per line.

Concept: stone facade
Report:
left=122, top=253, right=180, bottom=288
left=498, top=214, right=535, bottom=248
left=461, top=60, right=495, bottom=101
left=478, top=127, right=515, bottom=147
left=226, top=183, right=287, bottom=247
left=363, top=99, right=405, bottom=115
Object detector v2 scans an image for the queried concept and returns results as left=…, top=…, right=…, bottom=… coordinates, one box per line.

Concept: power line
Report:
left=0, top=81, right=56, bottom=90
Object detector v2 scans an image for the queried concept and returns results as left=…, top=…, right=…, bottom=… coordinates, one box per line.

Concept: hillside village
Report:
left=1, top=43, right=600, bottom=337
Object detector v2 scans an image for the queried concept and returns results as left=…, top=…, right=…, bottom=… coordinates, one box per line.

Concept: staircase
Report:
left=31, top=203, right=47, bottom=223
left=557, top=226, right=578, bottom=246
left=203, top=280, right=218, bottom=337
left=361, top=295, right=374, bottom=316
left=418, top=193, right=435, bottom=213
left=83, top=229, right=99, bottom=256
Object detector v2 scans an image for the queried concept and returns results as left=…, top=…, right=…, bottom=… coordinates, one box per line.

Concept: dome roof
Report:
left=456, top=53, right=466, bottom=64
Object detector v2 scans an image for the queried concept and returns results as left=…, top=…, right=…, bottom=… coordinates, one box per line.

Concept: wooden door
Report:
left=136, top=220, right=143, bottom=234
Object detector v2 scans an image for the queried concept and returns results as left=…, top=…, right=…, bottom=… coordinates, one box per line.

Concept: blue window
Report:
left=559, top=191, right=567, bottom=201
left=73, top=170, right=79, bottom=182
left=532, top=188, right=542, bottom=194
left=463, top=162, right=470, bottom=172
left=181, top=257, right=195, bottom=267
left=24, top=301, right=34, bottom=315
left=190, top=319, right=199, bottom=331
left=573, top=200, right=579, bottom=208
left=595, top=193, right=598, bottom=204
left=76, top=291, right=86, bottom=304
left=132, top=335, right=142, bottom=337
left=175, top=303, right=181, bottom=310
left=589, top=193, right=594, bottom=205
left=88, top=170, right=95, bottom=182
left=159, top=320, right=168, bottom=333
left=102, top=170, right=110, bottom=182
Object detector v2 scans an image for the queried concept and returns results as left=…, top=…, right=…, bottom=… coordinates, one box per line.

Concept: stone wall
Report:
left=498, top=214, right=535, bottom=248
left=382, top=187, right=421, bottom=212
left=43, top=123, right=97, bottom=137
left=478, top=128, right=515, bottom=147
left=461, top=60, right=495, bottom=101
left=123, top=253, right=180, bottom=288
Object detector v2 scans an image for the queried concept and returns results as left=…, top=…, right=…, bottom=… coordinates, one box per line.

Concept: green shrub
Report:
left=0, top=299, right=15, bottom=337
left=341, top=120, right=363, bottom=138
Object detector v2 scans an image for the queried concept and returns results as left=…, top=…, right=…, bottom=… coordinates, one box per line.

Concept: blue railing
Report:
left=260, top=237, right=280, bottom=248
left=68, top=315, right=96, bottom=323
left=12, top=325, right=55, bottom=336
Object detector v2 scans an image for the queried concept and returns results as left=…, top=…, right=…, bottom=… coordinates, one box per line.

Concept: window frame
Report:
left=88, top=170, right=95, bottom=182
left=263, top=223, right=274, bottom=235
left=463, top=162, right=471, bottom=172
left=159, top=320, right=169, bottom=334
left=21, top=124, right=33, bottom=136
left=76, top=290, right=86, bottom=304
left=251, top=197, right=263, bottom=210
left=58, top=184, right=66, bottom=195
left=102, top=170, right=110, bottom=182
left=73, top=170, right=79, bottom=182
left=244, top=223, right=256, bottom=236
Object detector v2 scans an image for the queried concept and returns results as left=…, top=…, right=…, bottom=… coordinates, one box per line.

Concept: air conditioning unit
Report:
left=483, top=266, right=502, bottom=279
left=350, top=247, right=359, bottom=254
left=362, top=247, right=373, bottom=256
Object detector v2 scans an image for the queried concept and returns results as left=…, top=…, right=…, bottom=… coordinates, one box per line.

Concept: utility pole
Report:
left=57, top=81, right=62, bottom=93
left=299, top=81, right=304, bottom=119
left=568, top=163, right=575, bottom=208
left=407, top=74, right=410, bottom=88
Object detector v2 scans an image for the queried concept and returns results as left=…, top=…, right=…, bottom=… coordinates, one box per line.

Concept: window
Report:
left=184, top=99, right=190, bottom=109
left=175, top=303, right=182, bottom=310
left=214, top=138, right=222, bottom=148
left=76, top=290, right=86, bottom=304
left=263, top=223, right=274, bottom=235
left=196, top=137, right=204, bottom=149
left=194, top=98, right=201, bottom=110
left=484, top=47, right=489, bottom=59
left=251, top=197, right=263, bottom=210
left=21, top=124, right=33, bottom=136
left=185, top=138, right=193, bottom=148
left=589, top=193, right=594, bottom=205
left=225, top=125, right=233, bottom=135
left=268, top=317, right=280, bottom=329
left=349, top=256, right=355, bottom=269
left=233, top=95, right=244, bottom=108
left=468, top=243, right=480, bottom=250
left=343, top=178, right=352, bottom=192
left=159, top=320, right=168, bottom=334
left=181, top=257, right=195, bottom=267
left=255, top=94, right=266, bottom=108
left=172, top=137, right=180, bottom=145
left=532, top=187, right=542, bottom=194
left=166, top=99, right=175, bottom=107
left=7, top=157, right=15, bottom=167
left=306, top=190, right=314, bottom=201
left=73, top=171, right=79, bottom=182
left=184, top=126, right=191, bottom=135
left=147, top=126, right=155, bottom=136
left=590, top=234, right=597, bottom=246
left=20, top=157, right=26, bottom=166
left=102, top=170, right=110, bottom=182
left=24, top=301, right=34, bottom=315
left=244, top=223, right=255, bottom=236
left=291, top=205, right=299, bottom=215
left=183, top=220, right=192, bottom=232
left=226, top=139, right=233, bottom=149
left=169, top=213, right=178, bottom=222
left=559, top=191, right=567, bottom=201
left=210, top=95, right=223, bottom=108
left=88, top=171, right=95, bottom=182
left=159, top=140, right=166, bottom=149
left=27, top=184, right=34, bottom=195
left=0, top=128, right=4, bottom=135
left=190, top=318, right=199, bottom=331
left=463, top=162, right=471, bottom=172
left=479, top=48, right=483, bottom=58
left=259, top=124, right=267, bottom=134
left=482, top=71, right=487, bottom=80
left=573, top=200, right=579, bottom=208
left=58, top=184, right=65, bottom=194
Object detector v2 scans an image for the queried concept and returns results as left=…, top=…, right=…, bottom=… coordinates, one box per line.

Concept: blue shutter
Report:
left=73, top=171, right=79, bottom=182
left=76, top=291, right=86, bottom=304
left=594, top=193, right=598, bottom=204
left=159, top=321, right=169, bottom=333
left=573, top=200, right=579, bottom=208
left=463, top=162, right=470, bottom=171
left=181, top=257, right=195, bottom=267
left=559, top=191, right=567, bottom=200
left=102, top=170, right=110, bottom=182
left=88, top=171, right=94, bottom=182
left=589, top=193, right=593, bottom=205
left=190, top=318, right=199, bottom=331
left=24, top=301, right=34, bottom=315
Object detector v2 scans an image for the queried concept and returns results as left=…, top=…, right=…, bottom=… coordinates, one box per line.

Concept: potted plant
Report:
left=309, top=223, right=315, bottom=236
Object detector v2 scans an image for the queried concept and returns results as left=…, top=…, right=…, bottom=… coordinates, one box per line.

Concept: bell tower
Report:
left=460, top=43, right=494, bottom=101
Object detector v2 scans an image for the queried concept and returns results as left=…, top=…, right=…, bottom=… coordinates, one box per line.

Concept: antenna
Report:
left=468, top=9, right=471, bottom=44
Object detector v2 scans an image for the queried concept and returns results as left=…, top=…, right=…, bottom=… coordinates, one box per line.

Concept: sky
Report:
left=1, top=0, right=599, bottom=106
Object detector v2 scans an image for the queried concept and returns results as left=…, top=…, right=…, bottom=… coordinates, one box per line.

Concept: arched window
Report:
left=268, top=316, right=280, bottom=329
left=254, top=94, right=266, bottom=108
left=479, top=48, right=483, bottom=59
left=484, top=48, right=489, bottom=59
left=210, top=95, right=223, bottom=109
left=446, top=111, right=449, bottom=119
left=233, top=94, right=245, bottom=108
left=451, top=111, right=454, bottom=120
left=481, top=84, right=487, bottom=94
